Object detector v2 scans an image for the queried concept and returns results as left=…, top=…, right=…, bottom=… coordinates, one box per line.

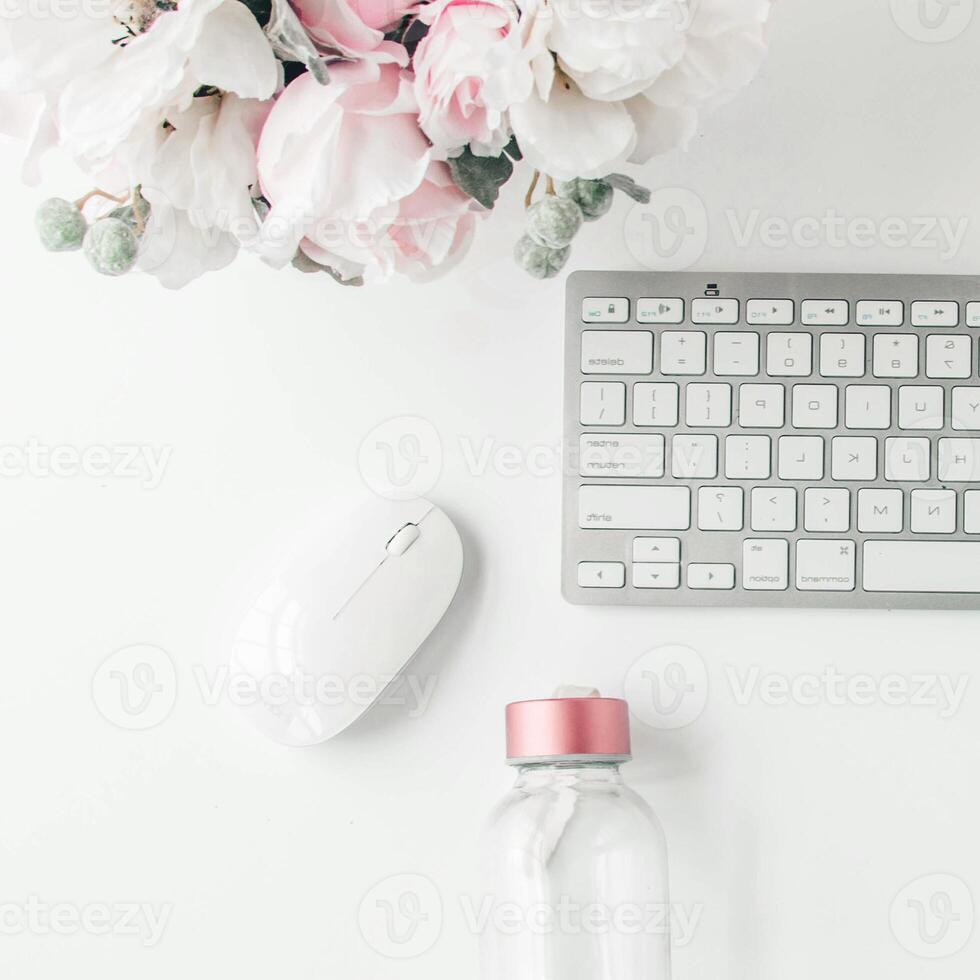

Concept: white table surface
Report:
left=2, top=0, right=979, bottom=976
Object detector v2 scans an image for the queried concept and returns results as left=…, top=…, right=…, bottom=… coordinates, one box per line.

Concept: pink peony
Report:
left=292, top=0, right=416, bottom=64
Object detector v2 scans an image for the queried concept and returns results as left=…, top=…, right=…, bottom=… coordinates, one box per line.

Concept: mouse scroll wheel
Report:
left=386, top=523, right=421, bottom=557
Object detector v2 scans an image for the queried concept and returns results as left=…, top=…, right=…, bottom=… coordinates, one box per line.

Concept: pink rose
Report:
left=413, top=0, right=533, bottom=158
left=292, top=0, right=416, bottom=64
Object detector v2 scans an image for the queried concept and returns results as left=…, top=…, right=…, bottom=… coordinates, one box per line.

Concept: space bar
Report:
left=863, top=542, right=980, bottom=593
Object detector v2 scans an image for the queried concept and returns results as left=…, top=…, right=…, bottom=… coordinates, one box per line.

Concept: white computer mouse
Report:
left=226, top=497, right=463, bottom=746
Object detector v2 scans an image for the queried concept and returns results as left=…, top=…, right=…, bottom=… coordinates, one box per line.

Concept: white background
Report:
left=2, top=0, right=980, bottom=976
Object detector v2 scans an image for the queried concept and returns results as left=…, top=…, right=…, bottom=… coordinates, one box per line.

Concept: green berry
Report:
left=514, top=235, right=570, bottom=279
left=35, top=197, right=87, bottom=252
left=83, top=218, right=139, bottom=277
left=526, top=196, right=583, bottom=249
left=557, top=178, right=613, bottom=221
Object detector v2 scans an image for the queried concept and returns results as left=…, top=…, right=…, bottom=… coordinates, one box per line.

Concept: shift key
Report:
left=579, top=485, right=691, bottom=530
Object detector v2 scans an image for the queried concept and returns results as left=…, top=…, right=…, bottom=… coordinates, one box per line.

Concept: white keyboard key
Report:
left=578, top=562, right=625, bottom=588
left=898, top=385, right=944, bottom=430
left=742, top=539, right=789, bottom=591
left=967, top=302, right=980, bottom=328
left=686, top=383, right=732, bottom=427
left=660, top=332, right=707, bottom=375
left=580, top=382, right=626, bottom=425
left=697, top=486, right=744, bottom=531
left=747, top=299, right=794, bottom=325
left=687, top=563, right=736, bottom=590
left=832, top=436, right=877, bottom=480
left=926, top=334, right=972, bottom=379
left=766, top=332, right=813, bottom=377
left=857, top=488, right=904, bottom=533
left=636, top=298, right=683, bottom=324
left=952, top=387, right=980, bottom=431
left=738, top=384, right=785, bottom=428
left=692, top=298, right=739, bottom=324
left=633, top=563, right=680, bottom=589
left=858, top=300, right=904, bottom=326
left=582, top=297, right=629, bottom=323
left=911, top=301, right=958, bottom=327
left=582, top=330, right=652, bottom=374
left=633, top=382, right=679, bottom=427
left=672, top=434, right=718, bottom=479
left=910, top=489, right=957, bottom=534
left=713, top=332, right=760, bottom=376
left=884, top=437, right=931, bottom=481
left=751, top=487, right=797, bottom=531
left=725, top=435, right=772, bottom=479
left=579, top=485, right=691, bottom=530
left=578, top=433, right=665, bottom=478
left=873, top=334, right=918, bottom=378
left=778, top=436, right=825, bottom=480
left=965, top=491, right=980, bottom=533
left=819, top=333, right=865, bottom=378
left=804, top=488, right=850, bottom=532
left=802, top=300, right=848, bottom=326
left=938, top=438, right=980, bottom=483
left=792, top=384, right=838, bottom=428
left=864, top=541, right=980, bottom=593
left=845, top=385, right=892, bottom=429
left=796, top=540, right=856, bottom=592
left=633, top=537, right=680, bottom=562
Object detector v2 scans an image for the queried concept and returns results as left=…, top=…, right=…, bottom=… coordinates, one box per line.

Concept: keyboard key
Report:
left=804, top=488, right=850, bottom=532
left=796, top=540, right=856, bottom=591
left=911, top=301, right=958, bottom=327
left=858, top=300, right=904, bottom=326
left=686, top=383, right=732, bottom=427
left=952, top=387, right=980, bottom=431
left=660, top=331, right=707, bottom=375
left=926, top=334, right=972, bottom=378
left=857, top=488, right=904, bottom=533
left=580, top=382, right=625, bottom=425
left=910, top=489, right=957, bottom=534
left=832, top=437, right=877, bottom=480
left=864, top=541, right=980, bottom=593
left=581, top=330, right=653, bottom=374
left=966, top=491, right=980, bottom=533
left=633, top=537, right=680, bottom=562
left=579, top=485, right=691, bottom=530
left=967, top=302, right=980, bottom=328
left=938, top=438, right=980, bottom=482
left=792, top=384, right=838, bottom=428
left=725, top=435, right=772, bottom=479
left=738, top=384, right=785, bottom=427
left=697, top=486, right=744, bottom=531
left=873, top=334, right=918, bottom=378
left=633, top=383, right=679, bottom=426
left=747, top=299, right=794, bottom=325
left=713, top=332, right=760, bottom=376
left=802, top=300, right=848, bottom=326
left=845, top=385, right=891, bottom=429
left=687, top=563, right=736, bottom=590
left=582, top=298, right=629, bottom=323
left=778, top=436, right=825, bottom=480
left=692, top=298, right=739, bottom=324
left=636, top=298, right=683, bottom=324
left=767, top=332, right=813, bottom=377
left=884, top=437, right=931, bottom=481
left=578, top=562, right=625, bottom=588
left=819, top=333, right=865, bottom=378
left=672, top=434, right=718, bottom=479
left=898, top=385, right=944, bottom=430
left=743, top=539, right=789, bottom=591
left=751, top=487, right=797, bottom=531
left=633, top=563, right=680, bottom=589
left=578, top=433, right=665, bottom=478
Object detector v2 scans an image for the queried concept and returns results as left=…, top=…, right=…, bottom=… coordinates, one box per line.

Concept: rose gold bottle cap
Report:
left=505, top=694, right=631, bottom=764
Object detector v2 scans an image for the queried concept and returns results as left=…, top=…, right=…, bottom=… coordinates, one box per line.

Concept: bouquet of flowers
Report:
left=0, top=0, right=771, bottom=287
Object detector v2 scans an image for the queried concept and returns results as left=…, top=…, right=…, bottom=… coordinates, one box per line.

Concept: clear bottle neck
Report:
left=512, top=760, right=625, bottom=788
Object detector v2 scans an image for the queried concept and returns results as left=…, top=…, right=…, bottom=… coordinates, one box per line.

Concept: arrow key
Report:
left=633, top=563, right=681, bottom=589
left=687, top=563, right=736, bottom=590
left=633, top=537, right=681, bottom=563
left=577, top=562, right=626, bottom=589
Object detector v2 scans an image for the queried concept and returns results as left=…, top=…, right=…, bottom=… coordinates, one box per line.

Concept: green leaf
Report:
left=448, top=147, right=514, bottom=209
left=239, top=0, right=272, bottom=26
left=503, top=136, right=522, bottom=161
left=605, top=173, right=651, bottom=204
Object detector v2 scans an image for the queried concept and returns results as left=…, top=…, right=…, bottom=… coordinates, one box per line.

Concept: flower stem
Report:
left=524, top=170, right=540, bottom=209
left=74, top=188, right=130, bottom=210
left=546, top=176, right=555, bottom=195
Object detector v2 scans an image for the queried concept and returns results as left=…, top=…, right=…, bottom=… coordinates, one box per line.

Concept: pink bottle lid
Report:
left=505, top=696, right=632, bottom=764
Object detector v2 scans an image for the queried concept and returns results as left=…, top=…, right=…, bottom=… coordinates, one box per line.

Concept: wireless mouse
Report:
left=226, top=497, right=464, bottom=746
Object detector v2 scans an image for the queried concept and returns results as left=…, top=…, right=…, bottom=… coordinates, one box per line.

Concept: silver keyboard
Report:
left=562, top=272, right=980, bottom=610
